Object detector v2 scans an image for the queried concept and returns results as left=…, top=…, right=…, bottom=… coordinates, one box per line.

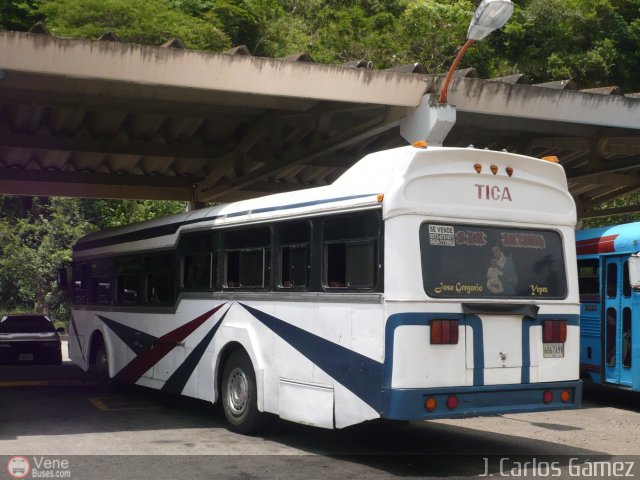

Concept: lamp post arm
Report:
left=438, top=38, right=475, bottom=105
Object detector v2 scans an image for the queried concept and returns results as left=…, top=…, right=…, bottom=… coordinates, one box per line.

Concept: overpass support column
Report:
left=400, top=94, right=456, bottom=146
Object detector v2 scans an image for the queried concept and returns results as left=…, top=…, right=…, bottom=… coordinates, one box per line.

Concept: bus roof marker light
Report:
left=474, top=164, right=482, bottom=174
left=412, top=141, right=428, bottom=149
left=506, top=167, right=513, bottom=177
left=376, top=194, right=384, bottom=203
left=541, top=156, right=559, bottom=164
left=490, top=165, right=498, bottom=175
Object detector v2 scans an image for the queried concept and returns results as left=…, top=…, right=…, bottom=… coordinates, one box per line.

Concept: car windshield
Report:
left=0, top=315, right=56, bottom=333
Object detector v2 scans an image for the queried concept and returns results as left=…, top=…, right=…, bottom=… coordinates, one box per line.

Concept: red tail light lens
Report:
left=446, top=395, right=459, bottom=410
left=543, top=390, right=553, bottom=404
left=542, top=320, right=567, bottom=343
left=430, top=320, right=459, bottom=344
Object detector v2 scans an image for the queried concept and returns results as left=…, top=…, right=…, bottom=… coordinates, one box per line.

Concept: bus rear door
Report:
left=603, top=256, right=633, bottom=387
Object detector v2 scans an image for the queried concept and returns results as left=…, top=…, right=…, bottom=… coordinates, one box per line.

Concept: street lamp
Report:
left=438, top=0, right=514, bottom=104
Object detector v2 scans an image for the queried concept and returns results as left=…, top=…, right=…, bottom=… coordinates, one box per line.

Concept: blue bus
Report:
left=576, top=222, right=640, bottom=390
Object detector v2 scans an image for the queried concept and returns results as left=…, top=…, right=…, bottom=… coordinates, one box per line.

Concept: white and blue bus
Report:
left=576, top=222, right=640, bottom=391
left=66, top=144, right=582, bottom=433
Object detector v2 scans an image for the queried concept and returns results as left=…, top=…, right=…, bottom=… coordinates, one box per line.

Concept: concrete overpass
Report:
left=1, top=30, right=639, bottom=219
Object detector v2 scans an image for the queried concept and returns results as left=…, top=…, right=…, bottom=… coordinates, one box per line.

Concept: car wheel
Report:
left=221, top=350, right=268, bottom=434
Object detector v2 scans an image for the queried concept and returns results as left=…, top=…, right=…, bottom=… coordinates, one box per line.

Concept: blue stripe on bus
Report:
left=162, top=308, right=229, bottom=394
left=465, top=315, right=485, bottom=386
left=238, top=303, right=384, bottom=411
left=97, top=314, right=158, bottom=355
left=226, top=193, right=377, bottom=218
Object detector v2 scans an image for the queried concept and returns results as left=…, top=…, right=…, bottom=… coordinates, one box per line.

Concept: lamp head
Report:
left=467, top=0, right=514, bottom=41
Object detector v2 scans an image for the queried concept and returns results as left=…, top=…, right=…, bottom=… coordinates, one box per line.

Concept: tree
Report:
left=38, top=0, right=231, bottom=51
left=0, top=198, right=93, bottom=321
left=0, top=196, right=185, bottom=324
left=0, top=0, right=42, bottom=31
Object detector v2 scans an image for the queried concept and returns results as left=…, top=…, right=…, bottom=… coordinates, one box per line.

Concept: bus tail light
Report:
left=543, top=390, right=553, bottom=404
left=446, top=395, right=459, bottom=410
left=560, top=390, right=571, bottom=403
left=430, top=320, right=459, bottom=344
left=542, top=320, right=567, bottom=343
left=425, top=397, right=437, bottom=411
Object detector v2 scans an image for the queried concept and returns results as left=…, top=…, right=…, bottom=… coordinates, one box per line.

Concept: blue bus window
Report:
left=606, top=307, right=616, bottom=367
left=606, top=263, right=617, bottom=298
left=623, top=308, right=632, bottom=368
left=577, top=259, right=599, bottom=298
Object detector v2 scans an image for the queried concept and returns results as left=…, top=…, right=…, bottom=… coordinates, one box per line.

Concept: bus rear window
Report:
left=420, top=223, right=567, bottom=299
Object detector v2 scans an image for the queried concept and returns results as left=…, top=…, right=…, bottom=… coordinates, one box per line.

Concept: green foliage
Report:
left=0, top=196, right=184, bottom=324
left=395, top=0, right=474, bottom=72
left=0, top=198, right=93, bottom=322
left=79, top=199, right=185, bottom=229
left=0, top=0, right=42, bottom=31
left=582, top=192, right=640, bottom=229
left=38, top=0, right=231, bottom=50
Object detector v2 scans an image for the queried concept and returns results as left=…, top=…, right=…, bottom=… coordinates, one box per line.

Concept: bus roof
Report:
left=74, top=145, right=574, bottom=257
left=576, top=221, right=640, bottom=256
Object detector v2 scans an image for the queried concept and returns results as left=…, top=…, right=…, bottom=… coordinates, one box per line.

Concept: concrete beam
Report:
left=0, top=32, right=428, bottom=108
left=445, top=77, right=640, bottom=130
left=0, top=169, right=194, bottom=200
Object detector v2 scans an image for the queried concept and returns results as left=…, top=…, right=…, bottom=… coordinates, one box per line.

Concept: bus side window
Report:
left=278, top=221, right=311, bottom=290
left=606, top=307, right=617, bottom=367
left=223, top=227, right=271, bottom=289
left=116, top=257, right=143, bottom=305
left=323, top=212, right=379, bottom=290
left=577, top=259, right=599, bottom=298
left=89, top=260, right=113, bottom=305
left=179, top=232, right=216, bottom=291
left=72, top=263, right=89, bottom=304
left=145, top=254, right=175, bottom=304
left=623, top=307, right=632, bottom=368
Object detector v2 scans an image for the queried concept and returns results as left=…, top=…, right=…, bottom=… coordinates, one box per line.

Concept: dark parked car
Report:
left=0, top=314, right=64, bottom=365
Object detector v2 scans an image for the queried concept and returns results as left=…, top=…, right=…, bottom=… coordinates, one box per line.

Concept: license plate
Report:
left=19, top=353, right=34, bottom=361
left=543, top=343, right=564, bottom=358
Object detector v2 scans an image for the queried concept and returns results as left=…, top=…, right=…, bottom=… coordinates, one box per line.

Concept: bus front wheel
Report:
left=221, top=349, right=267, bottom=434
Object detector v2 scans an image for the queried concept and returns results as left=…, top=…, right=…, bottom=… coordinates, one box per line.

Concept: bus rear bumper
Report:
left=381, top=380, right=582, bottom=420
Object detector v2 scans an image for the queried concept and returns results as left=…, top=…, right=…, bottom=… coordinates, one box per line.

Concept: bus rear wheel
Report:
left=90, top=341, right=109, bottom=380
left=221, top=350, right=268, bottom=434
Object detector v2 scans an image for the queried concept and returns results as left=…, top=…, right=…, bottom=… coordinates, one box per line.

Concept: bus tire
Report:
left=221, top=349, right=267, bottom=435
left=90, top=341, right=109, bottom=380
